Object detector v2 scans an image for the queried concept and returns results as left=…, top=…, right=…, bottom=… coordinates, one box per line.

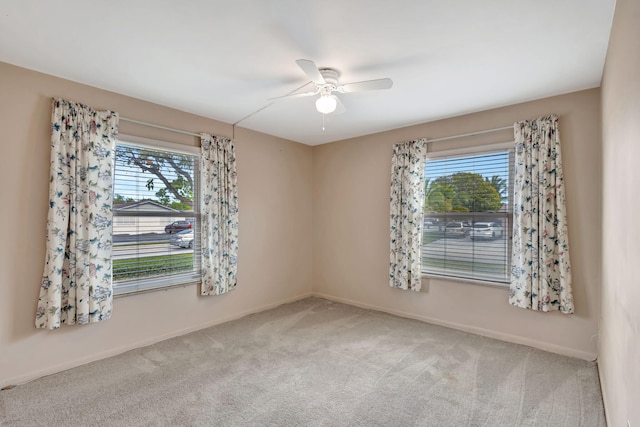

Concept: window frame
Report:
left=421, top=141, right=514, bottom=287
left=112, top=134, right=201, bottom=296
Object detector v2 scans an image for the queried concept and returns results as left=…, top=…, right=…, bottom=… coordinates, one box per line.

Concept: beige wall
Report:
left=313, top=88, right=601, bottom=360
left=0, top=57, right=611, bottom=395
left=0, top=62, right=313, bottom=387
left=600, top=0, right=640, bottom=425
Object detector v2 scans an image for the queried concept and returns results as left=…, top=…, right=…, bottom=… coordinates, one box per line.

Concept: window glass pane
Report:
left=112, top=142, right=200, bottom=294
left=114, top=143, right=196, bottom=212
left=422, top=150, right=513, bottom=284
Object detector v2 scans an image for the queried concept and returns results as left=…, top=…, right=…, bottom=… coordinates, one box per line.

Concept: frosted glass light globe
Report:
left=315, top=95, right=337, bottom=114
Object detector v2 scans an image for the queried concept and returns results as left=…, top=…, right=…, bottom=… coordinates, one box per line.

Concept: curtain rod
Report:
left=120, top=117, right=202, bottom=138
left=426, top=125, right=513, bottom=143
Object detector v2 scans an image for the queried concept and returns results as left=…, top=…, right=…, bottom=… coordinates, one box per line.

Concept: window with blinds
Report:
left=422, top=147, right=514, bottom=284
left=112, top=140, right=200, bottom=295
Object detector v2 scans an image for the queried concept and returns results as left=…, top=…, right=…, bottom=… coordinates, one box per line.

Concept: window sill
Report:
left=421, top=272, right=509, bottom=289
left=113, top=275, right=200, bottom=297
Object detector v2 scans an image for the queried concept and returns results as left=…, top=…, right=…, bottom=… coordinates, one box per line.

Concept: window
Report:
left=112, top=136, right=200, bottom=295
left=422, top=143, right=514, bottom=284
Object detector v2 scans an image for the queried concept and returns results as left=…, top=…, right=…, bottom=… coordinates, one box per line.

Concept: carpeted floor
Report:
left=0, top=297, right=605, bottom=426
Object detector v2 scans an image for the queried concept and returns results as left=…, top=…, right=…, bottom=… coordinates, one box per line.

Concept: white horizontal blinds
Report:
left=422, top=150, right=513, bottom=283
left=112, top=142, right=200, bottom=292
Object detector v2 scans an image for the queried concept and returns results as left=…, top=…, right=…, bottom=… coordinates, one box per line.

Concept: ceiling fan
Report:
left=269, top=59, right=393, bottom=115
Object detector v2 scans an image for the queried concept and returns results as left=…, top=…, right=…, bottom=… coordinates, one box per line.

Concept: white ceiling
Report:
left=0, top=1, right=615, bottom=145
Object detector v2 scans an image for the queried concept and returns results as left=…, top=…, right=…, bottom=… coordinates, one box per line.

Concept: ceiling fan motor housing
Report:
left=318, top=68, right=340, bottom=88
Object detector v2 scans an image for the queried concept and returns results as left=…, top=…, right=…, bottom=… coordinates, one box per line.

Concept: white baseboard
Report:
left=311, top=292, right=597, bottom=361
left=2, top=292, right=312, bottom=389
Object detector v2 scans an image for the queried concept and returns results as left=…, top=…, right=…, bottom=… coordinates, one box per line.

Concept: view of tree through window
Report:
left=422, top=150, right=513, bottom=283
left=112, top=142, right=200, bottom=294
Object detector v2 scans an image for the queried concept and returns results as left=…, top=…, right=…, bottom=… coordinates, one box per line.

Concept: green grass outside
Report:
left=114, top=241, right=168, bottom=247
left=422, top=256, right=507, bottom=276
left=423, top=231, right=446, bottom=244
left=113, top=253, right=195, bottom=281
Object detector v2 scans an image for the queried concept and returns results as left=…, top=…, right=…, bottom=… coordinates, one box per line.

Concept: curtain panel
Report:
left=200, top=134, right=239, bottom=296
left=389, top=139, right=427, bottom=291
left=510, top=115, right=574, bottom=313
left=36, top=98, right=119, bottom=329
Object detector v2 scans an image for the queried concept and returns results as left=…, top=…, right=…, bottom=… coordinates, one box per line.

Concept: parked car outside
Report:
left=170, top=229, right=194, bottom=248
left=424, top=219, right=440, bottom=231
left=470, top=222, right=504, bottom=240
left=444, top=221, right=471, bottom=237
left=164, top=220, right=193, bottom=234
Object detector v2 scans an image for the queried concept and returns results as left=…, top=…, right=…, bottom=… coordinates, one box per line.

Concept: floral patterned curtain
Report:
left=510, top=115, right=574, bottom=313
left=36, top=98, right=118, bottom=329
left=200, top=134, right=239, bottom=295
left=389, top=139, right=427, bottom=291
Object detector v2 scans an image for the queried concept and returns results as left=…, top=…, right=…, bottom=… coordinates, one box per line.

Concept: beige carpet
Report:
left=0, top=297, right=605, bottom=426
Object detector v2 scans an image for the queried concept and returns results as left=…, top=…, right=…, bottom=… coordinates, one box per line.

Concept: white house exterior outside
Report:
left=113, top=200, right=181, bottom=236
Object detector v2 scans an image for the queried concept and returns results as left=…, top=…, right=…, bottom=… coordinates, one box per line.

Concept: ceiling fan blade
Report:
left=296, top=59, right=326, bottom=84
left=333, top=96, right=346, bottom=114
left=268, top=90, right=319, bottom=102
left=338, top=78, right=393, bottom=93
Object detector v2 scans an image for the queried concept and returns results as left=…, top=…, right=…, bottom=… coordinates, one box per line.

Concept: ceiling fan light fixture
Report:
left=270, top=60, right=393, bottom=117
left=315, top=94, right=337, bottom=114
